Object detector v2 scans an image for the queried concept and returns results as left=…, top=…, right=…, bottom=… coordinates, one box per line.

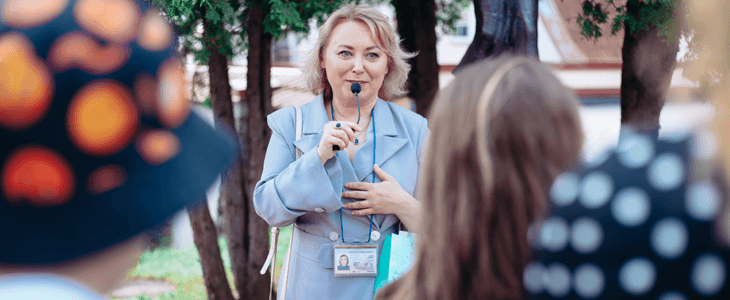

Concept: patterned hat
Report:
left=0, top=0, right=238, bottom=263
left=526, top=129, right=730, bottom=299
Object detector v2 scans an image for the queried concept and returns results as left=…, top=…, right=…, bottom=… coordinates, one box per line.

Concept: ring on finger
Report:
left=335, top=122, right=341, bottom=129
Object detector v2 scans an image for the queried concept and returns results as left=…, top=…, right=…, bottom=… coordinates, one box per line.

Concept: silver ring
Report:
left=335, top=122, right=341, bottom=129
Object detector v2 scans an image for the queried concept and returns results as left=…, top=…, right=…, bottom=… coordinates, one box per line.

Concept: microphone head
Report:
left=350, top=82, right=361, bottom=94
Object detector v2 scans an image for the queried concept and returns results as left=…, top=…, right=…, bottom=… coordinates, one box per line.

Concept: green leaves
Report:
left=576, top=0, right=684, bottom=44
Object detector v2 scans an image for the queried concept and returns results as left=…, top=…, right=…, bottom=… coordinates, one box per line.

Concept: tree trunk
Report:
left=392, top=0, right=439, bottom=117
left=202, top=13, right=242, bottom=300
left=239, top=3, right=273, bottom=299
left=188, top=200, right=235, bottom=300
left=620, top=0, right=680, bottom=138
left=455, top=0, right=538, bottom=73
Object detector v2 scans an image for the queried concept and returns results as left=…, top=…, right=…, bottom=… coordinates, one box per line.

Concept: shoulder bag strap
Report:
left=262, top=106, right=302, bottom=300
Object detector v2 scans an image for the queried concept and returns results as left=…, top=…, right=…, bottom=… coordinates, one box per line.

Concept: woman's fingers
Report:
left=343, top=200, right=372, bottom=209
left=373, top=164, right=395, bottom=182
left=327, top=135, right=347, bottom=150
left=344, top=182, right=372, bottom=191
left=342, top=190, right=369, bottom=199
left=329, top=128, right=350, bottom=147
left=351, top=208, right=375, bottom=216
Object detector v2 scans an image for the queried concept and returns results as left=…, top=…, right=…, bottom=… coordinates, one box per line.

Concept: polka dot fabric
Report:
left=526, top=129, right=730, bottom=300
left=0, top=0, right=239, bottom=264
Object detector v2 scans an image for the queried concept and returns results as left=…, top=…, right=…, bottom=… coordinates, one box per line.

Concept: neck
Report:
left=330, top=94, right=376, bottom=123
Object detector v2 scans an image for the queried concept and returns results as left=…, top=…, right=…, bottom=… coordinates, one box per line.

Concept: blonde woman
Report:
left=376, top=56, right=584, bottom=300
left=254, top=5, right=425, bottom=299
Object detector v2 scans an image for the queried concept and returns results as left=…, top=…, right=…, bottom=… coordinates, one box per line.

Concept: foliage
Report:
left=150, top=0, right=351, bottom=64
left=576, top=0, right=685, bottom=44
left=436, top=0, right=473, bottom=35
left=111, top=238, right=233, bottom=300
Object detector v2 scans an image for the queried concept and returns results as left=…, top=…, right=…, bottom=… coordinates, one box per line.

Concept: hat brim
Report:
left=0, top=110, right=239, bottom=264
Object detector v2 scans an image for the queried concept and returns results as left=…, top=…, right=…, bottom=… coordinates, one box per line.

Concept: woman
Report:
left=253, top=5, right=425, bottom=299
left=376, top=56, right=584, bottom=300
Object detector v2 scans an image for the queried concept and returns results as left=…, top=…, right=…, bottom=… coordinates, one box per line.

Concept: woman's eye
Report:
left=366, top=53, right=379, bottom=59
left=339, top=51, right=352, bottom=57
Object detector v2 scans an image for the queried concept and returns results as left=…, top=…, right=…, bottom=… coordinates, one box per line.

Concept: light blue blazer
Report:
left=254, top=95, right=428, bottom=300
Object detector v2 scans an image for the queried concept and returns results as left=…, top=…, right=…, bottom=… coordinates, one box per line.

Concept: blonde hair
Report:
left=376, top=56, right=584, bottom=300
left=303, top=5, right=415, bottom=101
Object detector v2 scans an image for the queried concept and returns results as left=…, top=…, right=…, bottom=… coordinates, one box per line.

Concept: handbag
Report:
left=260, top=105, right=303, bottom=300
left=373, top=231, right=416, bottom=296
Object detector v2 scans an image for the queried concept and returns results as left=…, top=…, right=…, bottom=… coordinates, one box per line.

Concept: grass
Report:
left=113, top=226, right=292, bottom=300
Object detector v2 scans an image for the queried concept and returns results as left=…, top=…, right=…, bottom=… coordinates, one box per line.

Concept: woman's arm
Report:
left=253, top=110, right=345, bottom=227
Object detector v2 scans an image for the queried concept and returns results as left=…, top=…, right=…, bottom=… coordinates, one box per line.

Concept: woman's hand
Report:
left=317, top=121, right=362, bottom=164
left=341, top=164, right=421, bottom=232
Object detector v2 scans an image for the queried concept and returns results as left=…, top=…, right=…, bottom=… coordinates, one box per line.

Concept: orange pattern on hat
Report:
left=136, top=130, right=181, bottom=166
left=0, top=33, right=54, bottom=130
left=74, top=0, right=140, bottom=43
left=134, top=73, right=158, bottom=115
left=2, top=146, right=75, bottom=207
left=48, top=32, right=130, bottom=75
left=67, top=80, right=139, bottom=156
left=1, top=0, right=69, bottom=28
left=87, top=165, right=127, bottom=195
left=157, top=60, right=189, bottom=128
left=137, top=9, right=173, bottom=51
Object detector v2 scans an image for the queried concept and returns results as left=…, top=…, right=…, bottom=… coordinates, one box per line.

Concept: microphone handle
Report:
left=333, top=145, right=340, bottom=151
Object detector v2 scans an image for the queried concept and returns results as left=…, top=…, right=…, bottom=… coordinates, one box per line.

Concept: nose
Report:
left=352, top=57, right=364, bottom=74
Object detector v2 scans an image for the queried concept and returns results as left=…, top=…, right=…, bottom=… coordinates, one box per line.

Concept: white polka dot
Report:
left=523, top=262, right=546, bottom=294
left=619, top=258, right=656, bottom=296
left=544, top=263, right=571, bottom=297
left=692, top=130, right=719, bottom=160
left=686, top=182, right=721, bottom=221
left=651, top=218, right=689, bottom=259
left=658, top=291, right=687, bottom=300
left=611, top=187, right=651, bottom=227
left=573, top=263, right=605, bottom=299
left=571, top=217, right=603, bottom=254
left=617, top=133, right=654, bottom=168
left=691, top=254, right=726, bottom=296
left=540, top=217, right=569, bottom=252
left=550, top=172, right=580, bottom=207
left=585, top=147, right=612, bottom=168
left=580, top=172, right=614, bottom=209
left=648, top=153, right=686, bottom=191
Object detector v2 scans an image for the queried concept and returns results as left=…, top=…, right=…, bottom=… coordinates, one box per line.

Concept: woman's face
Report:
left=339, top=255, right=348, bottom=266
left=321, top=20, right=389, bottom=105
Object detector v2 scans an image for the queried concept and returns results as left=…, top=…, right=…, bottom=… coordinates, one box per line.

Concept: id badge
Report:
left=333, top=243, right=378, bottom=277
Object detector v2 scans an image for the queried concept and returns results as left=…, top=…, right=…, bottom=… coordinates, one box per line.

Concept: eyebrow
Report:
left=335, top=45, right=382, bottom=51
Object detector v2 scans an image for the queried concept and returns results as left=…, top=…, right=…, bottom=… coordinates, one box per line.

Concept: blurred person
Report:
left=375, top=56, right=584, bottom=300
left=0, top=0, right=238, bottom=299
left=253, top=4, right=425, bottom=300
left=522, top=1, right=730, bottom=299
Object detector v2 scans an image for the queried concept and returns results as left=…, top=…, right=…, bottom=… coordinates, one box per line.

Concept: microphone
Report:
left=333, top=83, right=362, bottom=152
left=351, top=82, right=361, bottom=94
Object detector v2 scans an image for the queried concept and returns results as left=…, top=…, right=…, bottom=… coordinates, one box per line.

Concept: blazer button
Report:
left=328, top=231, right=339, bottom=242
left=370, top=230, right=380, bottom=241
left=314, top=207, right=325, bottom=213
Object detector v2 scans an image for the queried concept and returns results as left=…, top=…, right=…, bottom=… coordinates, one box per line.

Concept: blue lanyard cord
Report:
left=332, top=103, right=375, bottom=244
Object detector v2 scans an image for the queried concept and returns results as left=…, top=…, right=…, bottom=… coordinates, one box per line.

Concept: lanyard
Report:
left=331, top=100, right=375, bottom=243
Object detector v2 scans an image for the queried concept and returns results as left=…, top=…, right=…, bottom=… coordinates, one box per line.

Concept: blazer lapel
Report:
left=353, top=99, right=408, bottom=182
left=293, top=95, right=329, bottom=155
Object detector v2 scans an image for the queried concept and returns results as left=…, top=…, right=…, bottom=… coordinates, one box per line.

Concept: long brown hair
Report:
left=376, top=56, right=584, bottom=300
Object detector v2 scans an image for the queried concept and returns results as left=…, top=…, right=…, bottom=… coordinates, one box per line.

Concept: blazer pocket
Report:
left=316, top=243, right=334, bottom=269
